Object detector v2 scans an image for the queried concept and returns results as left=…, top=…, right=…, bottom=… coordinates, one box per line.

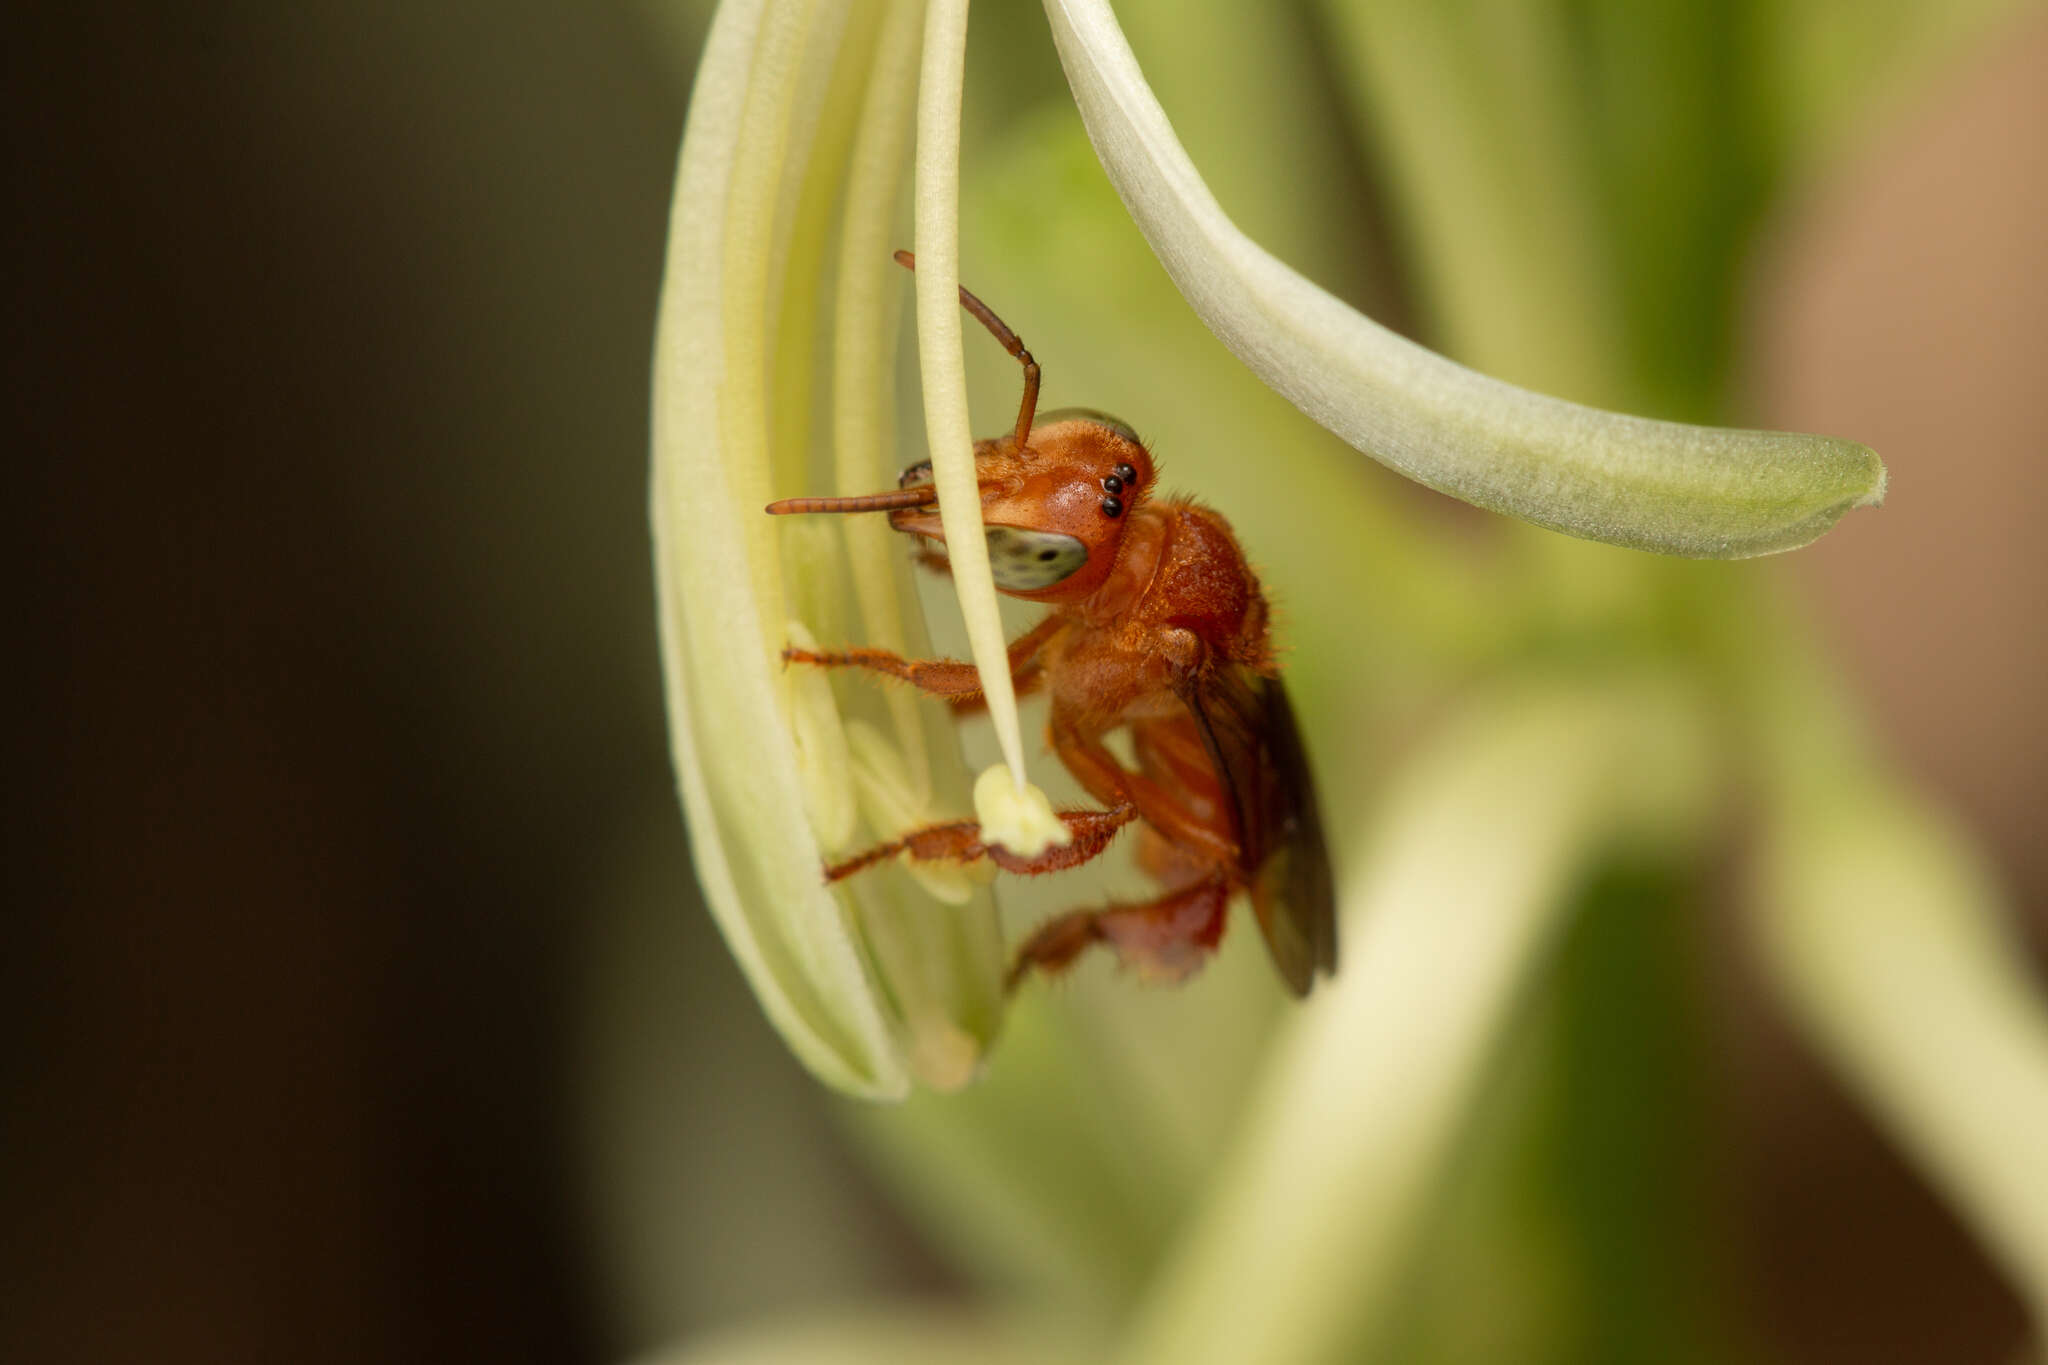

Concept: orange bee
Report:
left=767, top=253, right=1335, bottom=996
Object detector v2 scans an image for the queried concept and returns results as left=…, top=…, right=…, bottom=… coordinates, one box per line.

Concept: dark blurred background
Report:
left=5, top=5, right=2042, bottom=1364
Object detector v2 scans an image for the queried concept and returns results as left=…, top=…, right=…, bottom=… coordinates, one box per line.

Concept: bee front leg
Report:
left=784, top=614, right=1066, bottom=709
left=783, top=645, right=990, bottom=703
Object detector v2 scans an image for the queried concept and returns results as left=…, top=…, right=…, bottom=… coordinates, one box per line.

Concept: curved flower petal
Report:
left=654, top=0, right=902, bottom=1098
left=652, top=0, right=1004, bottom=1100
left=1042, top=0, right=1886, bottom=559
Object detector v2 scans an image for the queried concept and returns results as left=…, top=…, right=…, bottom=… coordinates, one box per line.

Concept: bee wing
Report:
left=1178, top=667, right=1337, bottom=996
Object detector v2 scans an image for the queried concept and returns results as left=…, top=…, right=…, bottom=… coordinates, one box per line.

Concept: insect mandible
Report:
left=766, top=252, right=1336, bottom=996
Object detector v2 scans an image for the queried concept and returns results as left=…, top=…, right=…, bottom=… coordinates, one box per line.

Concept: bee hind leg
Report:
left=1006, top=876, right=1230, bottom=993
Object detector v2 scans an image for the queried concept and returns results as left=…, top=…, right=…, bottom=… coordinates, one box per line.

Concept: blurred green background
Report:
left=7, top=3, right=2044, bottom=1363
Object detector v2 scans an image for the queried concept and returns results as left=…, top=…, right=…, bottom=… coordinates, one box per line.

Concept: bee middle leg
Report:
left=1005, top=875, right=1231, bottom=993
left=823, top=802, right=1137, bottom=883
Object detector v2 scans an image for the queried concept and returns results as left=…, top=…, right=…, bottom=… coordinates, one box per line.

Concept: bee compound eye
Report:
left=985, top=527, right=1089, bottom=590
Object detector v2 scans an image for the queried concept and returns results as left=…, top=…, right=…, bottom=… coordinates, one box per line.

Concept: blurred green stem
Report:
left=1308, top=0, right=1623, bottom=405
left=1744, top=597, right=2048, bottom=1330
left=1113, top=677, right=1712, bottom=1365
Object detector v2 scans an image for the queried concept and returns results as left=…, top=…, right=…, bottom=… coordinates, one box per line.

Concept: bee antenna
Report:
left=894, top=249, right=1039, bottom=452
left=765, top=485, right=940, bottom=516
